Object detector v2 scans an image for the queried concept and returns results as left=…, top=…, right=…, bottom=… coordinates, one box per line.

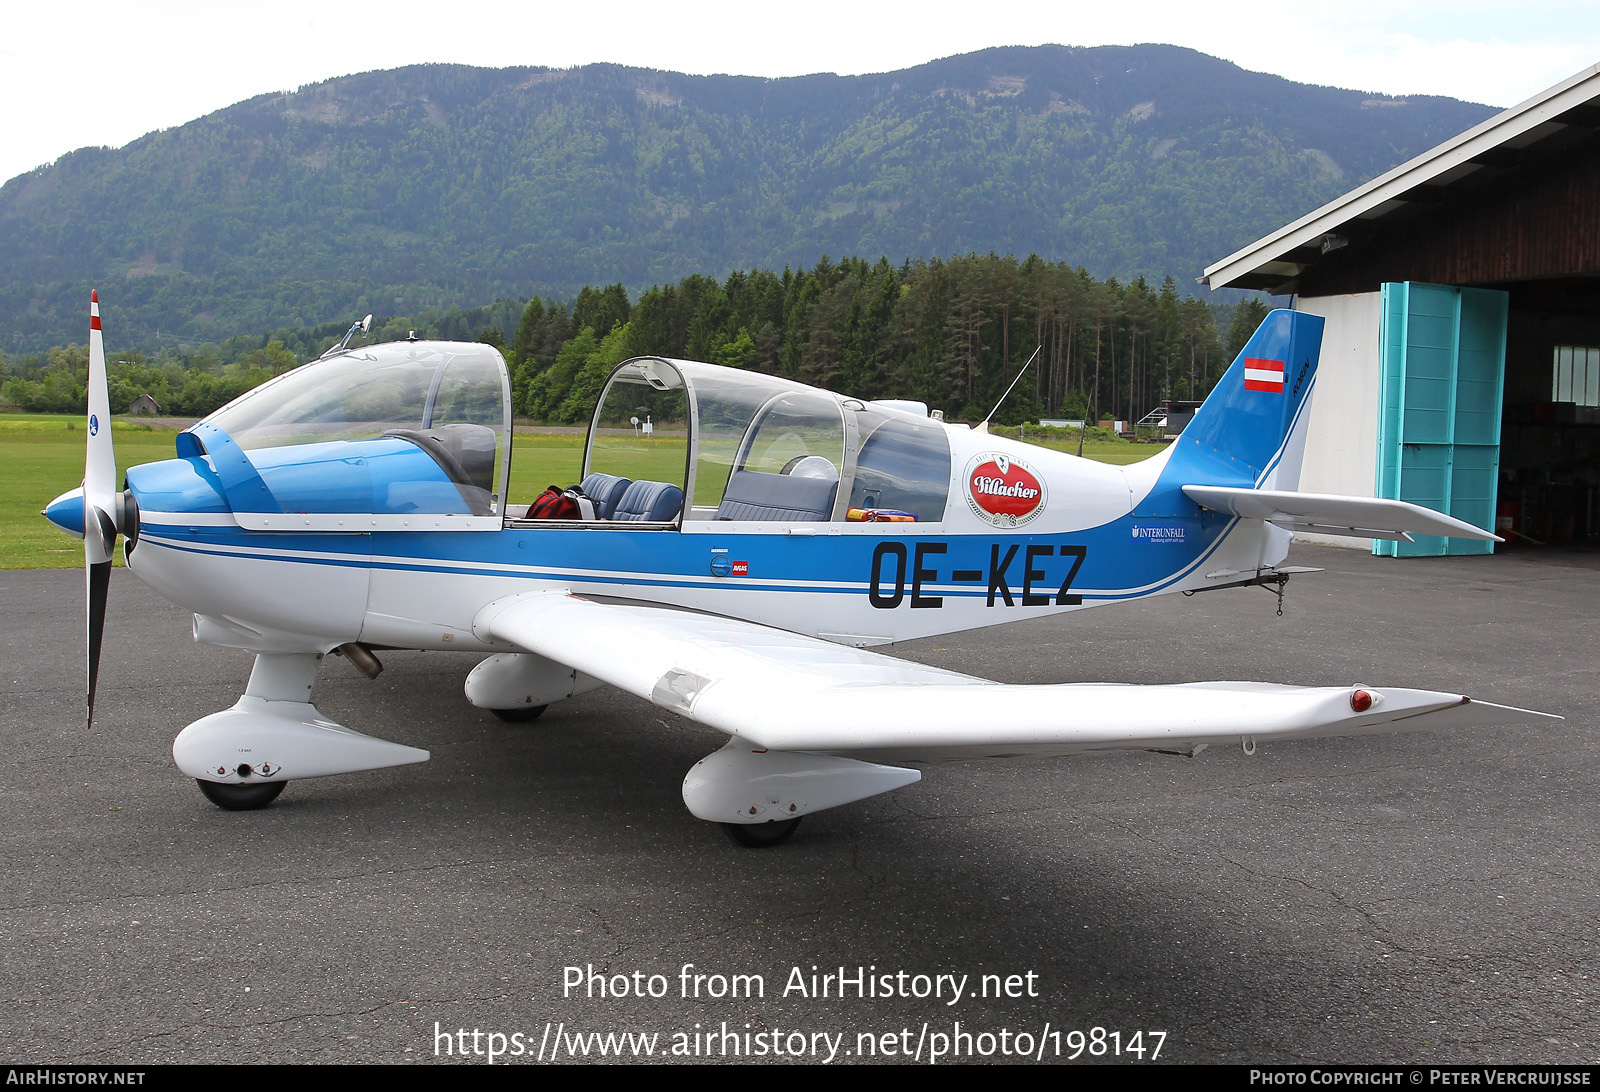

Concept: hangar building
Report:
left=1203, top=64, right=1600, bottom=556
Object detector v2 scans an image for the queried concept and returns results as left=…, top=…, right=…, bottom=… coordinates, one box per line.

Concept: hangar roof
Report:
left=1203, top=64, right=1600, bottom=294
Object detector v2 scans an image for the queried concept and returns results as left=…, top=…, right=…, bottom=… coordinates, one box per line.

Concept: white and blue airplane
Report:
left=47, top=294, right=1555, bottom=845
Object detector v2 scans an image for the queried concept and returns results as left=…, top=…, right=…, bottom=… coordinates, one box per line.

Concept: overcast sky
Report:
left=1, top=1, right=1596, bottom=186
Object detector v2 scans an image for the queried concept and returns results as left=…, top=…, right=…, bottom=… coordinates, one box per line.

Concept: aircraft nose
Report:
left=44, top=487, right=87, bottom=539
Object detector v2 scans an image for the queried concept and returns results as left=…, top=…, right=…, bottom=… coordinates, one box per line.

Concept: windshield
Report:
left=199, top=341, right=512, bottom=518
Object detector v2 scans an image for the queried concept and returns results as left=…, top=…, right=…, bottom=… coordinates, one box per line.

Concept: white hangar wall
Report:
left=1293, top=291, right=1382, bottom=548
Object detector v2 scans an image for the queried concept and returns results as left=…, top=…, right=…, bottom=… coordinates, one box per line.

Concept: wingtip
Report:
left=90, top=289, right=98, bottom=303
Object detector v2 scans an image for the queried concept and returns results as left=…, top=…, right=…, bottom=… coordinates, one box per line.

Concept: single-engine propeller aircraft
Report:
left=47, top=294, right=1557, bottom=845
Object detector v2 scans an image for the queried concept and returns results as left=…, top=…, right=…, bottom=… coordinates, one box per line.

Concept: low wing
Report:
left=475, top=592, right=1554, bottom=762
left=1183, top=485, right=1501, bottom=543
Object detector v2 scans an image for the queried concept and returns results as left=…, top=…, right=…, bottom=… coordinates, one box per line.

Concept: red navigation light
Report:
left=1350, top=690, right=1373, bottom=713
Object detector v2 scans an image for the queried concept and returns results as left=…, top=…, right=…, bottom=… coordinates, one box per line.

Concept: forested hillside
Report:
left=0, top=45, right=1491, bottom=353
left=505, top=254, right=1266, bottom=426
left=2, top=254, right=1269, bottom=427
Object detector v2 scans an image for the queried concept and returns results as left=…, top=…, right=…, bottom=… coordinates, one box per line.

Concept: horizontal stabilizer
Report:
left=1183, top=485, right=1502, bottom=543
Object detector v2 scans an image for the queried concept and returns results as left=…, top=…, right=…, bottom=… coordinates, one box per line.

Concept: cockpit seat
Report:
left=386, top=424, right=496, bottom=489
left=715, top=469, right=838, bottom=522
left=579, top=472, right=634, bottom=520
left=382, top=424, right=498, bottom=516
left=612, top=479, right=684, bottom=522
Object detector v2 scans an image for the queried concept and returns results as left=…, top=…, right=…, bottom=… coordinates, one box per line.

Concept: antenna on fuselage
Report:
left=320, top=314, right=374, bottom=358
left=975, top=344, right=1042, bottom=435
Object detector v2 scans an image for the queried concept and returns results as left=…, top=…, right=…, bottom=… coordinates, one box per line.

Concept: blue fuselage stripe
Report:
left=136, top=507, right=1242, bottom=604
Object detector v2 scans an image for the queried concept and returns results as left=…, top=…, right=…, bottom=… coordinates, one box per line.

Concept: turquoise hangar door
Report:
left=1375, top=282, right=1508, bottom=557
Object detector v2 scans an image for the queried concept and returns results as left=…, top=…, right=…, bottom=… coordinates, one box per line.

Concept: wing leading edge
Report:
left=474, top=592, right=1555, bottom=764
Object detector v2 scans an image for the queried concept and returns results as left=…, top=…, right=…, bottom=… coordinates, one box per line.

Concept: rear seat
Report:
left=715, top=469, right=837, bottom=521
left=580, top=472, right=633, bottom=519
left=612, top=479, right=684, bottom=522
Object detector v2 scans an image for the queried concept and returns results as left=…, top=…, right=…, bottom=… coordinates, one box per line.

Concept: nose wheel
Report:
left=196, top=779, right=287, bottom=811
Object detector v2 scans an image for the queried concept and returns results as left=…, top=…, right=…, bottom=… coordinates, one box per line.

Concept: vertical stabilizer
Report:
left=1162, top=309, right=1324, bottom=492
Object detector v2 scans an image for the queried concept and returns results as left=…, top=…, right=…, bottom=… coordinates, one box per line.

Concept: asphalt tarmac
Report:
left=2, top=544, right=1595, bottom=1065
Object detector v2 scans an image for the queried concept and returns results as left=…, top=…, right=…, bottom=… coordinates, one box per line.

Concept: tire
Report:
left=721, top=817, right=802, bottom=847
left=491, top=704, right=548, bottom=723
left=197, top=779, right=287, bottom=811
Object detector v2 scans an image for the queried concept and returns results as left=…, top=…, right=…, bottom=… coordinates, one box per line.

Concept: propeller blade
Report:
left=85, top=291, right=116, bottom=525
left=83, top=290, right=118, bottom=726
left=87, top=558, right=111, bottom=725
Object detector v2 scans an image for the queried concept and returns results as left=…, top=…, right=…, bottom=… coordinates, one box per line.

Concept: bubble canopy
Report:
left=583, top=358, right=952, bottom=524
left=181, top=344, right=949, bottom=531
left=191, top=342, right=512, bottom=526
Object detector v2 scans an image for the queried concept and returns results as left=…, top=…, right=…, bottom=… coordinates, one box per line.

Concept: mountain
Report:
left=0, top=45, right=1494, bottom=352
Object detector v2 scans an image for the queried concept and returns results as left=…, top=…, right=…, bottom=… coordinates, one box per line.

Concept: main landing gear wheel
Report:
left=491, top=704, right=548, bottom=723
left=197, top=779, right=287, bottom=811
left=721, top=817, right=802, bottom=848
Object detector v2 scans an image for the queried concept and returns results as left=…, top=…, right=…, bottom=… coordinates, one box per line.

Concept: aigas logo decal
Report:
left=965, top=453, right=1046, bottom=527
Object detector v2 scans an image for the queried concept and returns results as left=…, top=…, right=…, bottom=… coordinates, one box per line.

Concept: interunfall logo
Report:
left=965, top=453, right=1046, bottom=528
left=1131, top=525, right=1186, bottom=543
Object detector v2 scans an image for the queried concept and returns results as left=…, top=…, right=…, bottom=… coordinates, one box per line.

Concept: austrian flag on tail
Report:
left=1243, top=357, right=1285, bottom=393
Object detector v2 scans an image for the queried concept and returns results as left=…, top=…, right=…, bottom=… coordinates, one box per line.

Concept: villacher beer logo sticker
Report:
left=965, top=452, right=1047, bottom=528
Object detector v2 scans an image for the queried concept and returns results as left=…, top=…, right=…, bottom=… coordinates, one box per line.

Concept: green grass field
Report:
left=3, top=415, right=1158, bottom=569
left=0, top=415, right=185, bottom=569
